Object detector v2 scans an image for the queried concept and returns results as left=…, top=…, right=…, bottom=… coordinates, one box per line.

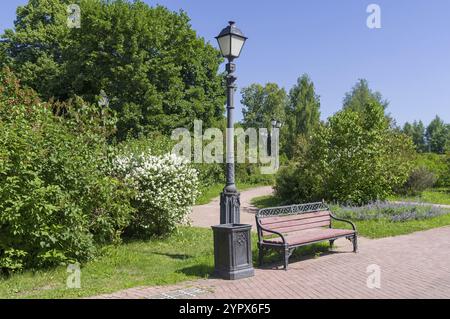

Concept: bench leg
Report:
left=352, top=235, right=358, bottom=253
left=258, top=247, right=264, bottom=266
left=284, top=247, right=294, bottom=271
left=283, top=248, right=289, bottom=270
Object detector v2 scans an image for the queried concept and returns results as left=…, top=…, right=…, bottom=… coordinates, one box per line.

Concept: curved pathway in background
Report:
left=188, top=186, right=274, bottom=228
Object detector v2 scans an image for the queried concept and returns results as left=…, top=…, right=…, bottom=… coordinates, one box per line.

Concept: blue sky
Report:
left=1, top=0, right=449, bottom=125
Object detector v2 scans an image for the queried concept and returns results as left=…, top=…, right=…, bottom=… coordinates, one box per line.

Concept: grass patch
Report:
left=0, top=227, right=214, bottom=299
left=0, top=226, right=327, bottom=299
left=389, top=188, right=450, bottom=205
left=251, top=195, right=284, bottom=209
left=196, top=182, right=272, bottom=205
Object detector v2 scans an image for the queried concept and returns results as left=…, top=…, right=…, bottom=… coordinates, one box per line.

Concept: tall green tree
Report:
left=240, top=83, right=287, bottom=129
left=343, top=79, right=389, bottom=112
left=287, top=74, right=320, bottom=136
left=1, top=0, right=225, bottom=139
left=402, top=120, right=426, bottom=152
left=425, top=116, right=449, bottom=154
left=285, top=74, right=320, bottom=158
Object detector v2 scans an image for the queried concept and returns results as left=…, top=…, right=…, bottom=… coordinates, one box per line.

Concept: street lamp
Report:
left=211, top=21, right=254, bottom=280
left=268, top=119, right=282, bottom=156
left=215, top=21, right=247, bottom=225
left=215, top=21, right=247, bottom=62
left=271, top=118, right=277, bottom=128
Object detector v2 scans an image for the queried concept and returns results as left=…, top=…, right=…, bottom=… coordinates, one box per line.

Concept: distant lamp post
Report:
left=268, top=119, right=282, bottom=156
left=211, top=21, right=254, bottom=280
left=271, top=118, right=277, bottom=128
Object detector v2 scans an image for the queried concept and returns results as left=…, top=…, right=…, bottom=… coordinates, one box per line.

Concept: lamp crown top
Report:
left=216, top=21, right=247, bottom=40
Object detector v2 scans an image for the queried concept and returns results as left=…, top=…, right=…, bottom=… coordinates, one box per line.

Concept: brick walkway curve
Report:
left=92, top=186, right=450, bottom=299
left=188, top=185, right=274, bottom=228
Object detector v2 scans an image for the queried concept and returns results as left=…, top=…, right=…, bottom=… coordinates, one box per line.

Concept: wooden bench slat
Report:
left=260, top=211, right=330, bottom=225
left=262, top=220, right=330, bottom=236
left=265, top=215, right=331, bottom=230
left=263, top=228, right=355, bottom=245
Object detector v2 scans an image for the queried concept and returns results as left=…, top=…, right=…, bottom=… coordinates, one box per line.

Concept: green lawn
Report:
left=0, top=226, right=327, bottom=299
left=0, top=227, right=214, bottom=299
left=388, top=188, right=450, bottom=205
left=251, top=195, right=450, bottom=239
left=251, top=194, right=284, bottom=208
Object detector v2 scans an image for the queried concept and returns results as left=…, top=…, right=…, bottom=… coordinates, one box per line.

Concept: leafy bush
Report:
left=275, top=162, right=324, bottom=204
left=414, top=153, right=449, bottom=187
left=397, top=167, right=437, bottom=195
left=333, top=201, right=450, bottom=222
left=443, top=153, right=450, bottom=187
left=116, top=132, right=175, bottom=157
left=113, top=152, right=199, bottom=237
left=0, top=68, right=135, bottom=272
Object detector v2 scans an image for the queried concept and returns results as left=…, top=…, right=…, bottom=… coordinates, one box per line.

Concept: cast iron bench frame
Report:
left=255, top=202, right=357, bottom=270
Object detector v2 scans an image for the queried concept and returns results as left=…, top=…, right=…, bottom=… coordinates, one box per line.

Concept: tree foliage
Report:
left=275, top=101, right=415, bottom=205
left=240, top=83, right=287, bottom=129
left=402, top=116, right=449, bottom=154
left=343, top=79, right=389, bottom=112
left=287, top=74, right=321, bottom=136
left=284, top=74, right=320, bottom=158
left=402, top=120, right=427, bottom=152
left=425, top=116, right=448, bottom=154
left=1, top=0, right=225, bottom=140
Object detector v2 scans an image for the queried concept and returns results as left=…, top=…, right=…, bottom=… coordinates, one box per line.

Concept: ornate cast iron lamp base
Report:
left=211, top=224, right=255, bottom=280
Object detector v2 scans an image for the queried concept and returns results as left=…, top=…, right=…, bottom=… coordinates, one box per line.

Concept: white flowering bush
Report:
left=113, top=152, right=199, bottom=236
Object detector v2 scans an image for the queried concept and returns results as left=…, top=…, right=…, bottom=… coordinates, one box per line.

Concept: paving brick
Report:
left=92, top=225, right=450, bottom=299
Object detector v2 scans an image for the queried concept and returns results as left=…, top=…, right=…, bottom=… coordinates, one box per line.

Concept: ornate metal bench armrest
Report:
left=330, top=213, right=357, bottom=231
left=255, top=217, right=287, bottom=245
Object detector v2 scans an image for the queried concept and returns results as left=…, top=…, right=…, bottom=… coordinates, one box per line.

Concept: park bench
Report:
left=255, top=202, right=357, bottom=270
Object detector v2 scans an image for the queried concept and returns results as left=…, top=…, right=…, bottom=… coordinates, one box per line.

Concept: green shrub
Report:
left=396, top=167, right=437, bottom=195
left=443, top=153, right=450, bottom=187
left=116, top=133, right=175, bottom=156
left=414, top=153, right=449, bottom=187
left=275, top=162, right=324, bottom=204
left=275, top=102, right=416, bottom=205
left=0, top=68, right=135, bottom=272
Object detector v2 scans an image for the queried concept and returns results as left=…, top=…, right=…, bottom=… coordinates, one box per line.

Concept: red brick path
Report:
left=93, top=226, right=450, bottom=299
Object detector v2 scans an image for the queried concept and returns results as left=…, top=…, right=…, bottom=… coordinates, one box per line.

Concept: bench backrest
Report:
left=256, top=202, right=331, bottom=237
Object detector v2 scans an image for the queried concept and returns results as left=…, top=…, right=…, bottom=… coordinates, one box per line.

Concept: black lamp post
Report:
left=211, top=21, right=254, bottom=280
left=216, top=21, right=247, bottom=224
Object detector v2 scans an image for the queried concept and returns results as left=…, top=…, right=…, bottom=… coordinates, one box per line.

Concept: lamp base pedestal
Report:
left=212, top=224, right=254, bottom=280
left=220, top=190, right=240, bottom=224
